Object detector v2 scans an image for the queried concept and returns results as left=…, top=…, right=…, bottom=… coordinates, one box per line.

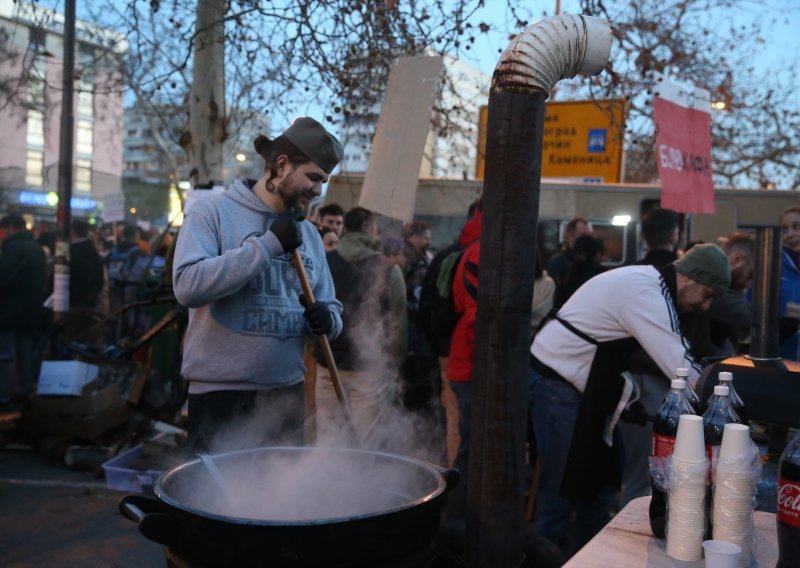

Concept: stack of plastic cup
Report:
left=666, top=414, right=709, bottom=561
left=712, top=423, right=755, bottom=567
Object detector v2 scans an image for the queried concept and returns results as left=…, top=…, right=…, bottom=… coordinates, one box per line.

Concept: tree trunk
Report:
left=186, top=0, right=226, bottom=188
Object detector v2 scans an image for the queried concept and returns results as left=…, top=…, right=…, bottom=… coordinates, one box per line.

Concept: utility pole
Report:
left=54, top=0, right=76, bottom=317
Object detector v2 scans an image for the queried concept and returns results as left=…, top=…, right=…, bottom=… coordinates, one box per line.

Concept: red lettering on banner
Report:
left=653, top=96, right=715, bottom=214
left=778, top=477, right=800, bottom=528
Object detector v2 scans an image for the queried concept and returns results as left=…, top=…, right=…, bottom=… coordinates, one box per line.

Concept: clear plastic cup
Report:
left=673, top=415, right=707, bottom=463
left=703, top=540, right=741, bottom=568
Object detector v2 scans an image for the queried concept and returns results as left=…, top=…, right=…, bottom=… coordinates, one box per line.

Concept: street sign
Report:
left=103, top=192, right=126, bottom=223
left=476, top=98, right=626, bottom=183
left=653, top=73, right=715, bottom=214
left=359, top=55, right=444, bottom=222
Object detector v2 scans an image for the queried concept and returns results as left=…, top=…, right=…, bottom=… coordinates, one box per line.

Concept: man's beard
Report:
left=276, top=180, right=307, bottom=212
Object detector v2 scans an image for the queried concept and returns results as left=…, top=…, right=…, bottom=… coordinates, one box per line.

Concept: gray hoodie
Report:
left=173, top=179, right=343, bottom=394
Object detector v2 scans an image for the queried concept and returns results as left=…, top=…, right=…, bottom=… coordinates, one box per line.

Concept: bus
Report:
left=325, top=174, right=800, bottom=266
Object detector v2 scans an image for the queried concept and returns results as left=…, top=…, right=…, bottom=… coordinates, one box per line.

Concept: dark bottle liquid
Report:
left=702, top=385, right=742, bottom=540
left=649, top=378, right=696, bottom=538
left=676, top=367, right=702, bottom=414
left=702, top=385, right=742, bottom=463
left=716, top=371, right=748, bottom=424
left=777, top=433, right=800, bottom=568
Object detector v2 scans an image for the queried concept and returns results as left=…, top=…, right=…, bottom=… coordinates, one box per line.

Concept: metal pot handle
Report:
left=431, top=465, right=460, bottom=493
left=119, top=495, right=179, bottom=546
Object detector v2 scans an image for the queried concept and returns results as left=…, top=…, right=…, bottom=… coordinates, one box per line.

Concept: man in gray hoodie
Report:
left=173, top=117, right=344, bottom=452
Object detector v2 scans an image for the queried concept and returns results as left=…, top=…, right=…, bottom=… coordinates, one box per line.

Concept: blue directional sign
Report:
left=587, top=128, right=607, bottom=153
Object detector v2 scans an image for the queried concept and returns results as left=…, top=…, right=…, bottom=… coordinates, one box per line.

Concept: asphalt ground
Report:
left=0, top=448, right=165, bottom=567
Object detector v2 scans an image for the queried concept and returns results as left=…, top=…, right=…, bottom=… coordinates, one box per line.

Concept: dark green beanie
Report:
left=673, top=243, right=731, bottom=296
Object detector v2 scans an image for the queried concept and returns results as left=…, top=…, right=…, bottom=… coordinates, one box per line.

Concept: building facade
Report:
left=0, top=0, right=127, bottom=220
left=122, top=104, right=269, bottom=189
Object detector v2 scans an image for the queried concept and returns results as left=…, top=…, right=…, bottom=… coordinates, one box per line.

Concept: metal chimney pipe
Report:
left=749, top=225, right=782, bottom=360
left=466, top=14, right=612, bottom=567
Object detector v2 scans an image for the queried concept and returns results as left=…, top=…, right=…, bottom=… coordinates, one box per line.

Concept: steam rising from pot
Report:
left=182, top=244, right=446, bottom=521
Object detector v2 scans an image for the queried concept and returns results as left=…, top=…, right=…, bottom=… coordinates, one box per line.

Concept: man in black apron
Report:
left=529, top=243, right=731, bottom=554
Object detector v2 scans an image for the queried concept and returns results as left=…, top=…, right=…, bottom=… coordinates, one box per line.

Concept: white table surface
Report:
left=563, top=496, right=778, bottom=567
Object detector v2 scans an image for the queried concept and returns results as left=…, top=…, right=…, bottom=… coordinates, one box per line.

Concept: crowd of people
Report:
left=4, top=115, right=800, bottom=561
left=0, top=213, right=177, bottom=408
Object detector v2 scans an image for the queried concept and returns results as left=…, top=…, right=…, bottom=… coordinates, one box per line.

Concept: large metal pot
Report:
left=119, top=446, right=458, bottom=567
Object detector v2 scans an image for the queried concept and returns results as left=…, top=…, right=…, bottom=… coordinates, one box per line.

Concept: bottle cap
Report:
left=714, top=385, right=730, bottom=396
left=675, top=368, right=690, bottom=378
left=671, top=379, right=686, bottom=389
left=718, top=371, right=733, bottom=382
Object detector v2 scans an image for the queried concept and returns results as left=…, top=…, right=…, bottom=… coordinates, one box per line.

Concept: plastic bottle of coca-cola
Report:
left=648, top=377, right=696, bottom=538
left=702, top=385, right=742, bottom=539
left=702, top=385, right=742, bottom=464
left=716, top=371, right=748, bottom=424
left=777, top=432, right=800, bottom=568
left=675, top=367, right=701, bottom=414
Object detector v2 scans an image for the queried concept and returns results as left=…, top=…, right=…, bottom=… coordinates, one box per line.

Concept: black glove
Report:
left=299, top=293, right=334, bottom=335
left=269, top=211, right=304, bottom=253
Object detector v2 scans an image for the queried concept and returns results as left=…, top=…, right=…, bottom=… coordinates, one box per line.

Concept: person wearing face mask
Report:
left=173, top=117, right=344, bottom=453
left=528, top=243, right=730, bottom=554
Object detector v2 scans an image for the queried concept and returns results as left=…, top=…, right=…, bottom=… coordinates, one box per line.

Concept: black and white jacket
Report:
left=531, top=264, right=701, bottom=392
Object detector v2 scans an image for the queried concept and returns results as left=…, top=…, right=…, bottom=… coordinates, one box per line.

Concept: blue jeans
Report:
left=531, top=370, right=617, bottom=553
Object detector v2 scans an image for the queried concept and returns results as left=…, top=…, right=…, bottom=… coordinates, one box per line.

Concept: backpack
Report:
left=417, top=244, right=464, bottom=356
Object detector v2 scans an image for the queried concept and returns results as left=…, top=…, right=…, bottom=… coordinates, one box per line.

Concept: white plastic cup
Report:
left=703, top=540, right=742, bottom=568
left=673, top=415, right=707, bottom=463
left=718, top=424, right=751, bottom=462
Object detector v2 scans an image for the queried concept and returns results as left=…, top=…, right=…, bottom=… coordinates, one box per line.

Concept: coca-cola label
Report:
left=653, top=433, right=676, bottom=458
left=778, top=476, right=800, bottom=528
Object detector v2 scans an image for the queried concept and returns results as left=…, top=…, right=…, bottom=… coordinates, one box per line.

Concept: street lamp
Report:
left=712, top=101, right=727, bottom=110
left=235, top=153, right=246, bottom=162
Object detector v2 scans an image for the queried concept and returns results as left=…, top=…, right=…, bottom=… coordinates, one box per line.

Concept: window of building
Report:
left=75, top=159, right=92, bottom=193
left=77, top=89, right=93, bottom=117
left=76, top=120, right=93, bottom=155
left=77, top=44, right=94, bottom=117
left=28, top=27, right=45, bottom=52
left=127, top=129, right=137, bottom=137
left=26, top=109, right=45, bottom=147
left=28, top=57, right=46, bottom=108
left=25, top=150, right=44, bottom=187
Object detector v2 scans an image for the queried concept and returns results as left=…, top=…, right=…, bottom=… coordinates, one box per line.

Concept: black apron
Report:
left=532, top=264, right=682, bottom=501
left=532, top=311, right=640, bottom=501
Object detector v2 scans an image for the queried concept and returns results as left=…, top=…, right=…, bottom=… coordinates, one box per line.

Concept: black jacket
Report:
left=0, top=230, right=46, bottom=331
left=69, top=239, right=104, bottom=309
left=636, top=248, right=677, bottom=267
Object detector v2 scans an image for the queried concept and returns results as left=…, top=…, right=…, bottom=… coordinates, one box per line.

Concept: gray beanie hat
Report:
left=283, top=117, right=343, bottom=174
left=673, top=243, right=731, bottom=296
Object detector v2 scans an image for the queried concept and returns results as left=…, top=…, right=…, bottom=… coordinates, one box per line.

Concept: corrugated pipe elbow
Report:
left=491, top=14, right=612, bottom=96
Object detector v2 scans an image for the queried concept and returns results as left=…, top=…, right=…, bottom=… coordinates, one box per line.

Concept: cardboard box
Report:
left=91, top=359, right=148, bottom=404
left=37, top=361, right=100, bottom=396
left=31, top=401, right=128, bottom=439
left=31, top=380, right=122, bottom=416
